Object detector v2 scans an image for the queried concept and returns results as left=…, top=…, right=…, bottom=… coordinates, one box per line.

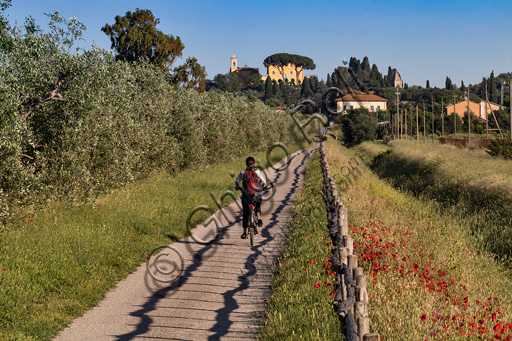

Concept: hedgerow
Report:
left=0, top=11, right=297, bottom=225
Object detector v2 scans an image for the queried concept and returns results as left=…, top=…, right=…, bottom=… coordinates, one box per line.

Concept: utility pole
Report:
left=395, top=87, right=400, bottom=139
left=405, top=109, right=408, bottom=140
left=400, top=110, right=403, bottom=139
left=410, top=108, right=413, bottom=139
left=423, top=102, right=426, bottom=143
left=432, top=98, right=435, bottom=143
left=453, top=94, right=457, bottom=139
left=416, top=105, right=419, bottom=143
left=441, top=97, right=444, bottom=137
left=468, top=88, right=471, bottom=143
left=502, top=81, right=505, bottom=106
left=486, top=82, right=489, bottom=139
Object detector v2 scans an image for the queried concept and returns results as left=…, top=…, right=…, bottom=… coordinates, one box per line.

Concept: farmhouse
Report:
left=445, top=100, right=503, bottom=121
left=336, top=92, right=388, bottom=114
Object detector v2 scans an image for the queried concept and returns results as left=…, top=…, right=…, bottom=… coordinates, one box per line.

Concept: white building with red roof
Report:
left=336, top=92, right=388, bottom=114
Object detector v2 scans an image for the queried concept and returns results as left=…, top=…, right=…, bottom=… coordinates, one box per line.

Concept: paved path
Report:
left=54, top=144, right=316, bottom=341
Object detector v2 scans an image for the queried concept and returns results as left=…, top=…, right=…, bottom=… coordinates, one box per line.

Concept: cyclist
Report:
left=235, top=156, right=267, bottom=239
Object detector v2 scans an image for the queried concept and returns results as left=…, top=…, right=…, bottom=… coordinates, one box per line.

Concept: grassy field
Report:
left=323, top=138, right=512, bottom=340
left=356, top=140, right=512, bottom=259
left=259, top=149, right=343, bottom=340
left=0, top=140, right=310, bottom=340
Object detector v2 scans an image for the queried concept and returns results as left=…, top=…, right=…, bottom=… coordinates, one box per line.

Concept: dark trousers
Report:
left=241, top=192, right=261, bottom=228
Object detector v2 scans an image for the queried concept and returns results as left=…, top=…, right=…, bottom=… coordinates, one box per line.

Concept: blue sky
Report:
left=4, top=0, right=512, bottom=87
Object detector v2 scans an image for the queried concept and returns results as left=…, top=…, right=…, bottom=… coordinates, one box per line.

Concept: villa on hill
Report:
left=336, top=92, right=388, bottom=113
left=230, top=54, right=314, bottom=85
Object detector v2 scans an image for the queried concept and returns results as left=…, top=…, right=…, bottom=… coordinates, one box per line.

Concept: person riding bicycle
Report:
left=235, top=156, right=267, bottom=239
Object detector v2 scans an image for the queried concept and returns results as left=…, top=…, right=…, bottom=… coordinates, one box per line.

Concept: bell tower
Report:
left=230, top=53, right=237, bottom=72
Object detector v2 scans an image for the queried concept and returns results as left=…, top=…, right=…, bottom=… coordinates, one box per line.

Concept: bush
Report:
left=0, top=17, right=299, bottom=225
left=341, top=108, right=377, bottom=146
left=485, top=139, right=512, bottom=159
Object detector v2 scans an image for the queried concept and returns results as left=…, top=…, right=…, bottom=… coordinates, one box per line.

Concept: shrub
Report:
left=485, top=139, right=512, bottom=159
left=341, top=108, right=377, bottom=146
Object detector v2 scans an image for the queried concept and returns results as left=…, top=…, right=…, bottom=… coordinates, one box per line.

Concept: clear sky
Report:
left=4, top=0, right=512, bottom=88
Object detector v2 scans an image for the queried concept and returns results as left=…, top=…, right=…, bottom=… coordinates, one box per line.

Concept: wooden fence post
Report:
left=348, top=255, right=357, bottom=272
left=363, top=333, right=380, bottom=341
left=358, top=317, right=370, bottom=341
left=343, top=235, right=354, bottom=255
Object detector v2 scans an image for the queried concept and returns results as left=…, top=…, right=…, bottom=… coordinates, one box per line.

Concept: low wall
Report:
left=439, top=137, right=511, bottom=149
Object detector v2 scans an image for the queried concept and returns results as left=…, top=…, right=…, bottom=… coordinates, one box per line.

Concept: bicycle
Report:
left=236, top=185, right=266, bottom=247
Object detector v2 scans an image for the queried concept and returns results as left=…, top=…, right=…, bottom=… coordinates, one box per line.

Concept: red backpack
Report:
left=243, top=169, right=259, bottom=195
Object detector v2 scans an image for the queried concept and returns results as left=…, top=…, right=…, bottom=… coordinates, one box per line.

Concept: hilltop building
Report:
left=229, top=54, right=260, bottom=84
left=336, top=92, right=388, bottom=113
left=230, top=54, right=313, bottom=85
left=445, top=100, right=503, bottom=121
left=261, top=63, right=305, bottom=84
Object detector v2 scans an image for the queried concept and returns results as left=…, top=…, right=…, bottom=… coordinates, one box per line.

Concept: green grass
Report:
left=323, top=138, right=512, bottom=340
left=355, top=139, right=512, bottom=259
left=259, top=150, right=343, bottom=340
left=0, top=141, right=308, bottom=341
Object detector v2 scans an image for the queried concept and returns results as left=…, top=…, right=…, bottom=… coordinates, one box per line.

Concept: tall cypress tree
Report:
left=326, top=73, right=333, bottom=87
left=386, top=67, right=394, bottom=87
left=426, top=80, right=430, bottom=89
left=490, top=71, right=498, bottom=103
left=362, top=56, right=371, bottom=81
left=445, top=76, right=452, bottom=90
left=265, top=77, right=273, bottom=99
left=273, top=80, right=281, bottom=98
left=356, top=61, right=363, bottom=82
left=301, top=77, right=313, bottom=98
left=310, top=76, right=319, bottom=93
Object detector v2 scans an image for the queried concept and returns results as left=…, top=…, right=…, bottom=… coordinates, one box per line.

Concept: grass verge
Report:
left=356, top=140, right=512, bottom=259
left=324, top=138, right=512, bottom=340
left=259, top=149, right=343, bottom=340
left=0, top=141, right=308, bottom=341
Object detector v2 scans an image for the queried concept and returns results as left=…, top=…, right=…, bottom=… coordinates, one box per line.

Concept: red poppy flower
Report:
left=314, top=283, right=321, bottom=288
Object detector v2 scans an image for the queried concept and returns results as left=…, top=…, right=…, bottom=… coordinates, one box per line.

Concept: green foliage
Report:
left=264, top=77, right=273, bottom=99
left=486, top=139, right=512, bottom=159
left=341, top=108, right=377, bottom=146
left=259, top=151, right=341, bottom=340
left=300, top=77, right=313, bottom=98
left=362, top=141, right=512, bottom=258
left=445, top=76, right=453, bottom=90
left=172, top=56, right=206, bottom=91
left=0, top=13, right=300, bottom=226
left=210, top=72, right=242, bottom=92
left=101, top=8, right=184, bottom=73
left=0, top=145, right=301, bottom=340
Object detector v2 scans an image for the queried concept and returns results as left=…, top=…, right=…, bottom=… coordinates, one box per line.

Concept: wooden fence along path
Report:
left=319, top=141, right=380, bottom=341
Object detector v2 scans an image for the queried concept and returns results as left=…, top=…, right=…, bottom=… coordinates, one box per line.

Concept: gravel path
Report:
left=54, top=145, right=316, bottom=341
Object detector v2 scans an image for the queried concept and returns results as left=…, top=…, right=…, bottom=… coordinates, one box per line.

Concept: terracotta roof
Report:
left=335, top=94, right=388, bottom=102
left=235, top=66, right=260, bottom=72
left=275, top=106, right=285, bottom=110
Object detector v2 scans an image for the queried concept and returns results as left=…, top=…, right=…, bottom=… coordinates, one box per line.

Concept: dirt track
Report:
left=54, top=144, right=316, bottom=340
